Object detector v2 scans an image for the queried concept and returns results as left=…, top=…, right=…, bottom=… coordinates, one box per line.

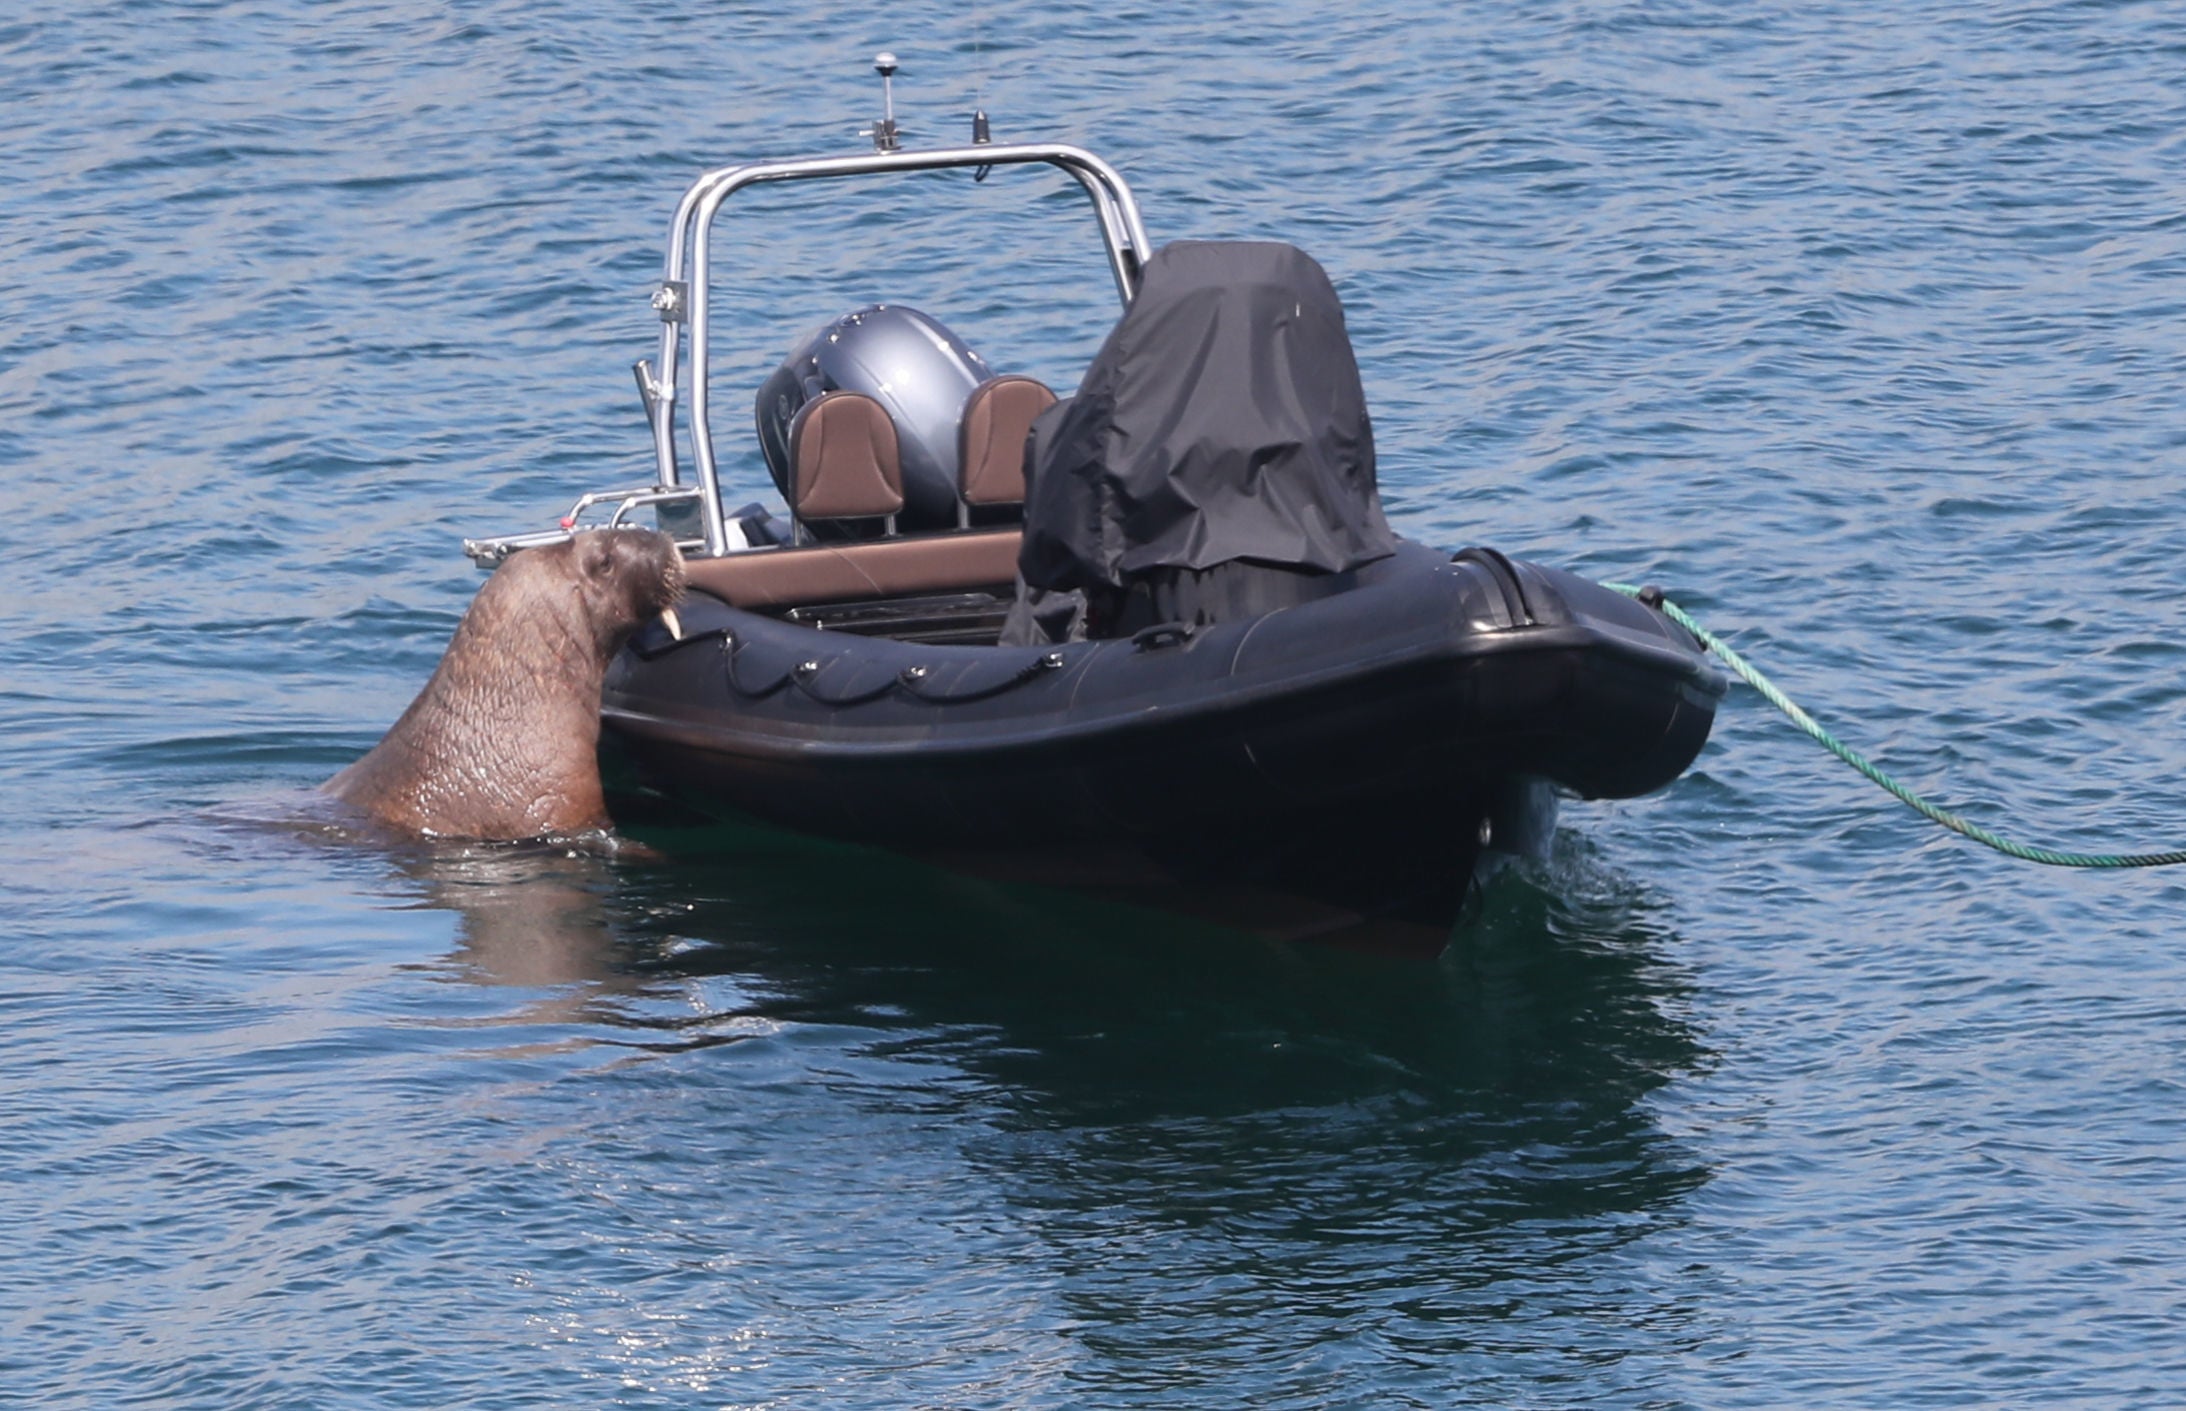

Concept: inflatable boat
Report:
left=467, top=75, right=1724, bottom=945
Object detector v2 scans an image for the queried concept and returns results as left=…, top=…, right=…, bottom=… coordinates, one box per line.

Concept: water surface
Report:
left=4, top=2, right=2185, bottom=1405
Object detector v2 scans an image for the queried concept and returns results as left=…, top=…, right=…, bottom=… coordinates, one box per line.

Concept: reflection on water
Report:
left=380, top=817, right=1716, bottom=1400
left=404, top=846, right=627, bottom=990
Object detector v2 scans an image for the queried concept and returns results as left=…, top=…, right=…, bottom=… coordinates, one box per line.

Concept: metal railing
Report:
left=463, top=485, right=707, bottom=566
left=636, top=142, right=1152, bottom=555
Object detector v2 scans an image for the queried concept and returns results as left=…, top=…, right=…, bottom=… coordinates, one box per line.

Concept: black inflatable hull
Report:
left=601, top=542, right=1724, bottom=946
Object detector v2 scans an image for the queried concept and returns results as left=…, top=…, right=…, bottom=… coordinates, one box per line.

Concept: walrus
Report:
left=324, top=527, right=685, bottom=840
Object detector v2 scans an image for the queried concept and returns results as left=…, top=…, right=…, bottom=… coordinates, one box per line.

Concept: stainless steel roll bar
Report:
left=634, top=142, right=1152, bottom=556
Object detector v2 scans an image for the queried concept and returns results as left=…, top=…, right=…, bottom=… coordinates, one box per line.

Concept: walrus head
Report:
left=554, top=524, right=688, bottom=654
left=324, top=527, right=686, bottom=841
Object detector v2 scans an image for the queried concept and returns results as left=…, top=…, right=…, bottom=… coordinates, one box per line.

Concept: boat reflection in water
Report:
left=405, top=818, right=1712, bottom=1254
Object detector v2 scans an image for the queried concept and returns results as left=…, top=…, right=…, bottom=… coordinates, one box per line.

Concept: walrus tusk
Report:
left=660, top=606, right=684, bottom=641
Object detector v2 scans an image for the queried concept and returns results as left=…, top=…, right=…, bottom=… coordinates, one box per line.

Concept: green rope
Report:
left=1606, top=583, right=2186, bottom=868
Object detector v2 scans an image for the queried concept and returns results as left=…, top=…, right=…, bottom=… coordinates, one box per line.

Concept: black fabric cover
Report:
left=1016, top=241, right=1397, bottom=597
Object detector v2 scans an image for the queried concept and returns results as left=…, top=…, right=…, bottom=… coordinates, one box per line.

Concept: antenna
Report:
left=866, top=51, right=901, bottom=152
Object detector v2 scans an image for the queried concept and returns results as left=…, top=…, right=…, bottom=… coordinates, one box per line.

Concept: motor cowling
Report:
left=755, top=305, right=992, bottom=531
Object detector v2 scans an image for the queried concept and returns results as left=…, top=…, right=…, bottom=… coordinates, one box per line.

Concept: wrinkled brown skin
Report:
left=324, top=528, right=684, bottom=840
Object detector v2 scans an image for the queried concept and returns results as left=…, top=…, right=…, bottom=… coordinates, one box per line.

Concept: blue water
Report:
left=6, top=2, right=2186, bottom=1405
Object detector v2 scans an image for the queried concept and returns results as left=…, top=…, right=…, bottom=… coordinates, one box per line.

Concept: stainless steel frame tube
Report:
left=653, top=143, right=1151, bottom=555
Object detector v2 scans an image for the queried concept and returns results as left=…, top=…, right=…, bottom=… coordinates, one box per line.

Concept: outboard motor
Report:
left=1009, top=241, right=1396, bottom=643
left=755, top=305, right=993, bottom=532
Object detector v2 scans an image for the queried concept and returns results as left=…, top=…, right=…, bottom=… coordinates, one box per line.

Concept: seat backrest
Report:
left=956, top=375, right=1057, bottom=523
left=790, top=391, right=905, bottom=533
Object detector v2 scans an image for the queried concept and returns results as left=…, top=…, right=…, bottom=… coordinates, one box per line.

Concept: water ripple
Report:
left=5, top=0, right=2186, bottom=1406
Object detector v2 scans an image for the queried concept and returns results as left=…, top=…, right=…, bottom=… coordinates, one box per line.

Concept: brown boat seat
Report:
left=684, top=382, right=1046, bottom=613
left=684, top=529, right=1024, bottom=611
left=790, top=391, right=904, bottom=530
left=956, top=375, right=1056, bottom=523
